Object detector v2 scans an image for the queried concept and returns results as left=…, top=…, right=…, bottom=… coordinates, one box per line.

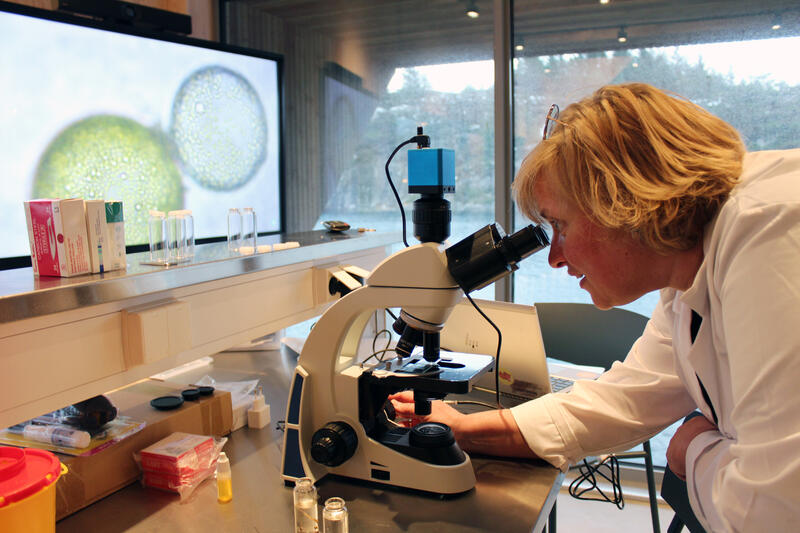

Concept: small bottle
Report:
left=293, top=477, right=319, bottom=532
left=322, top=497, right=349, bottom=533
left=22, top=424, right=91, bottom=449
left=216, top=452, right=233, bottom=503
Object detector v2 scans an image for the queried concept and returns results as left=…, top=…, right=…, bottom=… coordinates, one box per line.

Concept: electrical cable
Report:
left=371, top=328, right=392, bottom=356
left=384, top=138, right=417, bottom=248
left=361, top=348, right=396, bottom=366
left=568, top=455, right=625, bottom=509
left=464, top=293, right=504, bottom=409
left=444, top=399, right=497, bottom=410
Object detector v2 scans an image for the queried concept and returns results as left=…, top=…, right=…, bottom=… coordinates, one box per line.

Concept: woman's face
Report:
left=532, top=169, right=672, bottom=309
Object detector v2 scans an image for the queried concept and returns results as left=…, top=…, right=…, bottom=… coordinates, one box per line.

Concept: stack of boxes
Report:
left=24, top=198, right=126, bottom=276
left=139, top=432, right=219, bottom=494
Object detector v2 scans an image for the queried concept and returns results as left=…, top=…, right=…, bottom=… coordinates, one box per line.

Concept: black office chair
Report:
left=535, top=302, right=661, bottom=533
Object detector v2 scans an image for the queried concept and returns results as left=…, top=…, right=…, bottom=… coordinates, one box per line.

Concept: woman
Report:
left=391, top=83, right=800, bottom=531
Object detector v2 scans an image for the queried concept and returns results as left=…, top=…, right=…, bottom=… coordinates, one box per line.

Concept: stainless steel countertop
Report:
left=0, top=230, right=399, bottom=323
left=57, top=348, right=563, bottom=533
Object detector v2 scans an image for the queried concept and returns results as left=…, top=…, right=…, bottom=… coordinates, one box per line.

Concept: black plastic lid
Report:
left=181, top=388, right=200, bottom=401
left=150, top=395, right=184, bottom=410
left=197, top=386, right=215, bottom=396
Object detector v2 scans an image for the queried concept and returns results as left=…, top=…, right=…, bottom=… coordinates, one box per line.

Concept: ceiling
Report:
left=237, top=0, right=800, bottom=66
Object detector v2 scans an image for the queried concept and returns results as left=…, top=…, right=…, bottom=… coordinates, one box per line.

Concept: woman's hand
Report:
left=666, top=415, right=717, bottom=480
left=389, top=391, right=538, bottom=458
left=388, top=390, right=465, bottom=430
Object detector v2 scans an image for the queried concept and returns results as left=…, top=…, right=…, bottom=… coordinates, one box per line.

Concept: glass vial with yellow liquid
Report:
left=216, top=452, right=233, bottom=503
left=293, top=477, right=319, bottom=532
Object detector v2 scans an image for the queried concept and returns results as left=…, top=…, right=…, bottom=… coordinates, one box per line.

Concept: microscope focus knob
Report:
left=310, top=422, right=358, bottom=467
left=409, top=422, right=455, bottom=449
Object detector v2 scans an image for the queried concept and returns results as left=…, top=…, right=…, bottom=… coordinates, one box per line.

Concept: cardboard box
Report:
left=24, top=198, right=91, bottom=277
left=104, top=201, right=126, bottom=270
left=55, top=380, right=232, bottom=520
left=84, top=200, right=126, bottom=273
left=140, top=432, right=215, bottom=475
left=84, top=199, right=107, bottom=273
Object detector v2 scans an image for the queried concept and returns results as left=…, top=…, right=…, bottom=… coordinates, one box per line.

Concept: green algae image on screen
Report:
left=33, top=115, right=183, bottom=245
left=170, top=65, right=268, bottom=191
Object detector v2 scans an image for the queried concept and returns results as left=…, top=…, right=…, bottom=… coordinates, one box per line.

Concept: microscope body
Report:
left=280, top=243, right=494, bottom=494
left=281, top=129, right=548, bottom=494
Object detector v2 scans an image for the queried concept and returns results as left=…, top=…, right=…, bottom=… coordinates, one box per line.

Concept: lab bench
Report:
left=56, top=348, right=564, bottom=533
left=0, top=230, right=398, bottom=430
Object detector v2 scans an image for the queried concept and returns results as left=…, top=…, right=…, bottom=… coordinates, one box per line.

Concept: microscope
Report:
left=281, top=129, right=549, bottom=494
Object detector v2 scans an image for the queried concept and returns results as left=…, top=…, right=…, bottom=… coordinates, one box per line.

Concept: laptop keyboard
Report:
left=549, top=376, right=574, bottom=393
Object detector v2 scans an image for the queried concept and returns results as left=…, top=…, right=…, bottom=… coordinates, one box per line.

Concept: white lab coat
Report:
left=511, top=149, right=800, bottom=532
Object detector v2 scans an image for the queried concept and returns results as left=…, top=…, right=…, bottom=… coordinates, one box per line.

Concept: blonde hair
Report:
left=513, top=83, right=745, bottom=252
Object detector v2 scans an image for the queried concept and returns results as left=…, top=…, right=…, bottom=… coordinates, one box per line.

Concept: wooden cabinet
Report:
left=0, top=232, right=397, bottom=428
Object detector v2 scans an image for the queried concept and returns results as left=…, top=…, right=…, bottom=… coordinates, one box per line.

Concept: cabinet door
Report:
left=0, top=312, right=125, bottom=413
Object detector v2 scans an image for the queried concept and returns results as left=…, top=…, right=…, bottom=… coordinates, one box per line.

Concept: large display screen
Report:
left=0, top=3, right=282, bottom=265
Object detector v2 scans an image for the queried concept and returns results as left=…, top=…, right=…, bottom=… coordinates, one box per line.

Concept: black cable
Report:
left=444, top=399, right=497, bottom=410
left=385, top=308, right=398, bottom=321
left=568, top=455, right=625, bottom=509
left=384, top=138, right=417, bottom=248
left=464, top=293, right=504, bottom=409
left=371, top=328, right=392, bottom=355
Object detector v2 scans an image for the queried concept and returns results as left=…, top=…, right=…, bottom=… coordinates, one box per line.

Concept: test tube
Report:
left=322, top=497, right=348, bottom=533
left=293, top=477, right=319, bottom=533
left=227, top=208, right=242, bottom=254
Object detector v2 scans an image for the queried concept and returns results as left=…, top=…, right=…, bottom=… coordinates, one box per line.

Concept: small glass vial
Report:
left=181, top=209, right=195, bottom=259
left=216, top=452, right=233, bottom=503
left=147, top=210, right=167, bottom=264
left=322, top=497, right=348, bottom=533
left=241, top=207, right=257, bottom=254
left=227, top=208, right=242, bottom=253
left=293, top=477, right=319, bottom=533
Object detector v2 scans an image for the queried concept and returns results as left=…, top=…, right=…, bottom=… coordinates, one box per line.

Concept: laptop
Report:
left=440, top=298, right=602, bottom=403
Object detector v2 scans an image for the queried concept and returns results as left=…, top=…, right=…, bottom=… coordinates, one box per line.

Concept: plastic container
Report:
left=216, top=452, right=232, bottom=503
left=0, top=446, right=67, bottom=533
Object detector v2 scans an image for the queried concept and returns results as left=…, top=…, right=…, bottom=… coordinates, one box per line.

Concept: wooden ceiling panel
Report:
left=236, top=0, right=800, bottom=65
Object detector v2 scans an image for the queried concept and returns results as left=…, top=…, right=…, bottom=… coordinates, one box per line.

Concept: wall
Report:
left=225, top=2, right=335, bottom=233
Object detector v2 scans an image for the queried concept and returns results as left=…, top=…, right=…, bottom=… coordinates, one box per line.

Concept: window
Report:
left=512, top=1, right=800, bottom=466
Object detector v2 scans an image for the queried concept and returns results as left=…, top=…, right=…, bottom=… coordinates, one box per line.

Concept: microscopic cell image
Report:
left=170, top=65, right=268, bottom=191
left=33, top=115, right=184, bottom=244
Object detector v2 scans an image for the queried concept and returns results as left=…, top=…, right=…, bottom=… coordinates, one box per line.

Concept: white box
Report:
left=24, top=198, right=91, bottom=277
left=84, top=199, right=107, bottom=273
left=104, top=201, right=126, bottom=271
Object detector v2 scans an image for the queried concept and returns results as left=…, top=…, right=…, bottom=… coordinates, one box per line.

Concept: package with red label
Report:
left=24, top=198, right=91, bottom=277
left=141, top=462, right=217, bottom=492
left=137, top=432, right=226, bottom=498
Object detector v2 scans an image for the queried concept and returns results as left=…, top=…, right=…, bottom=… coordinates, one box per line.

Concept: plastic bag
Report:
left=134, top=432, right=227, bottom=500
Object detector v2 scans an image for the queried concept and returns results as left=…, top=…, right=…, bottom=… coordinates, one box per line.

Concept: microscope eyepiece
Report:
left=445, top=223, right=549, bottom=294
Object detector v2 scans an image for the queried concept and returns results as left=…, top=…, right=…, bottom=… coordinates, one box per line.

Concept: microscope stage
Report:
left=364, top=350, right=495, bottom=395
